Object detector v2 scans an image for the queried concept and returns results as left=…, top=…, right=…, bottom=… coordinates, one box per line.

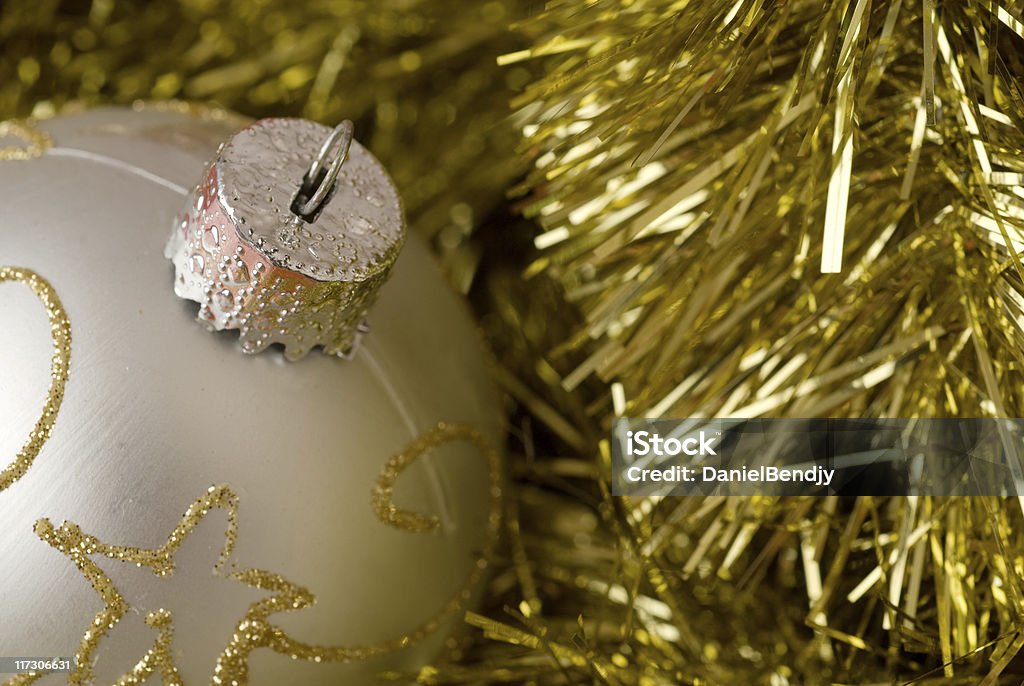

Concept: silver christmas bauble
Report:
left=0, top=106, right=500, bottom=685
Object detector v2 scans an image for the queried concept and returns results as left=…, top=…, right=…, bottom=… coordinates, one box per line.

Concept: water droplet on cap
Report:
left=202, top=225, right=220, bottom=252
left=349, top=216, right=373, bottom=235
left=215, top=289, right=235, bottom=311
left=225, top=261, right=250, bottom=285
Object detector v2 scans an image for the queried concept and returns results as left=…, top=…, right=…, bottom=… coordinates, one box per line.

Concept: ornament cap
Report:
left=165, top=117, right=405, bottom=360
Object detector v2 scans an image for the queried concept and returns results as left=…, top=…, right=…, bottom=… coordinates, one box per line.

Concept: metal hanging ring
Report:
left=291, top=120, right=354, bottom=222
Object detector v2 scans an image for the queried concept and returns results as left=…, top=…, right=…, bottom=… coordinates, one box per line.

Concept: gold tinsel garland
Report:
left=506, top=0, right=1024, bottom=423
left=5, top=0, right=1024, bottom=684
left=456, top=1, right=1024, bottom=684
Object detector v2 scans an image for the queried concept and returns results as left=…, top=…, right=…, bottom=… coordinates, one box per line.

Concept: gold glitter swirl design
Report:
left=214, top=422, right=503, bottom=678
left=0, top=120, right=52, bottom=160
left=11, top=485, right=241, bottom=685
left=118, top=610, right=181, bottom=686
left=7, top=423, right=501, bottom=685
left=373, top=422, right=495, bottom=534
left=0, top=267, right=71, bottom=493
